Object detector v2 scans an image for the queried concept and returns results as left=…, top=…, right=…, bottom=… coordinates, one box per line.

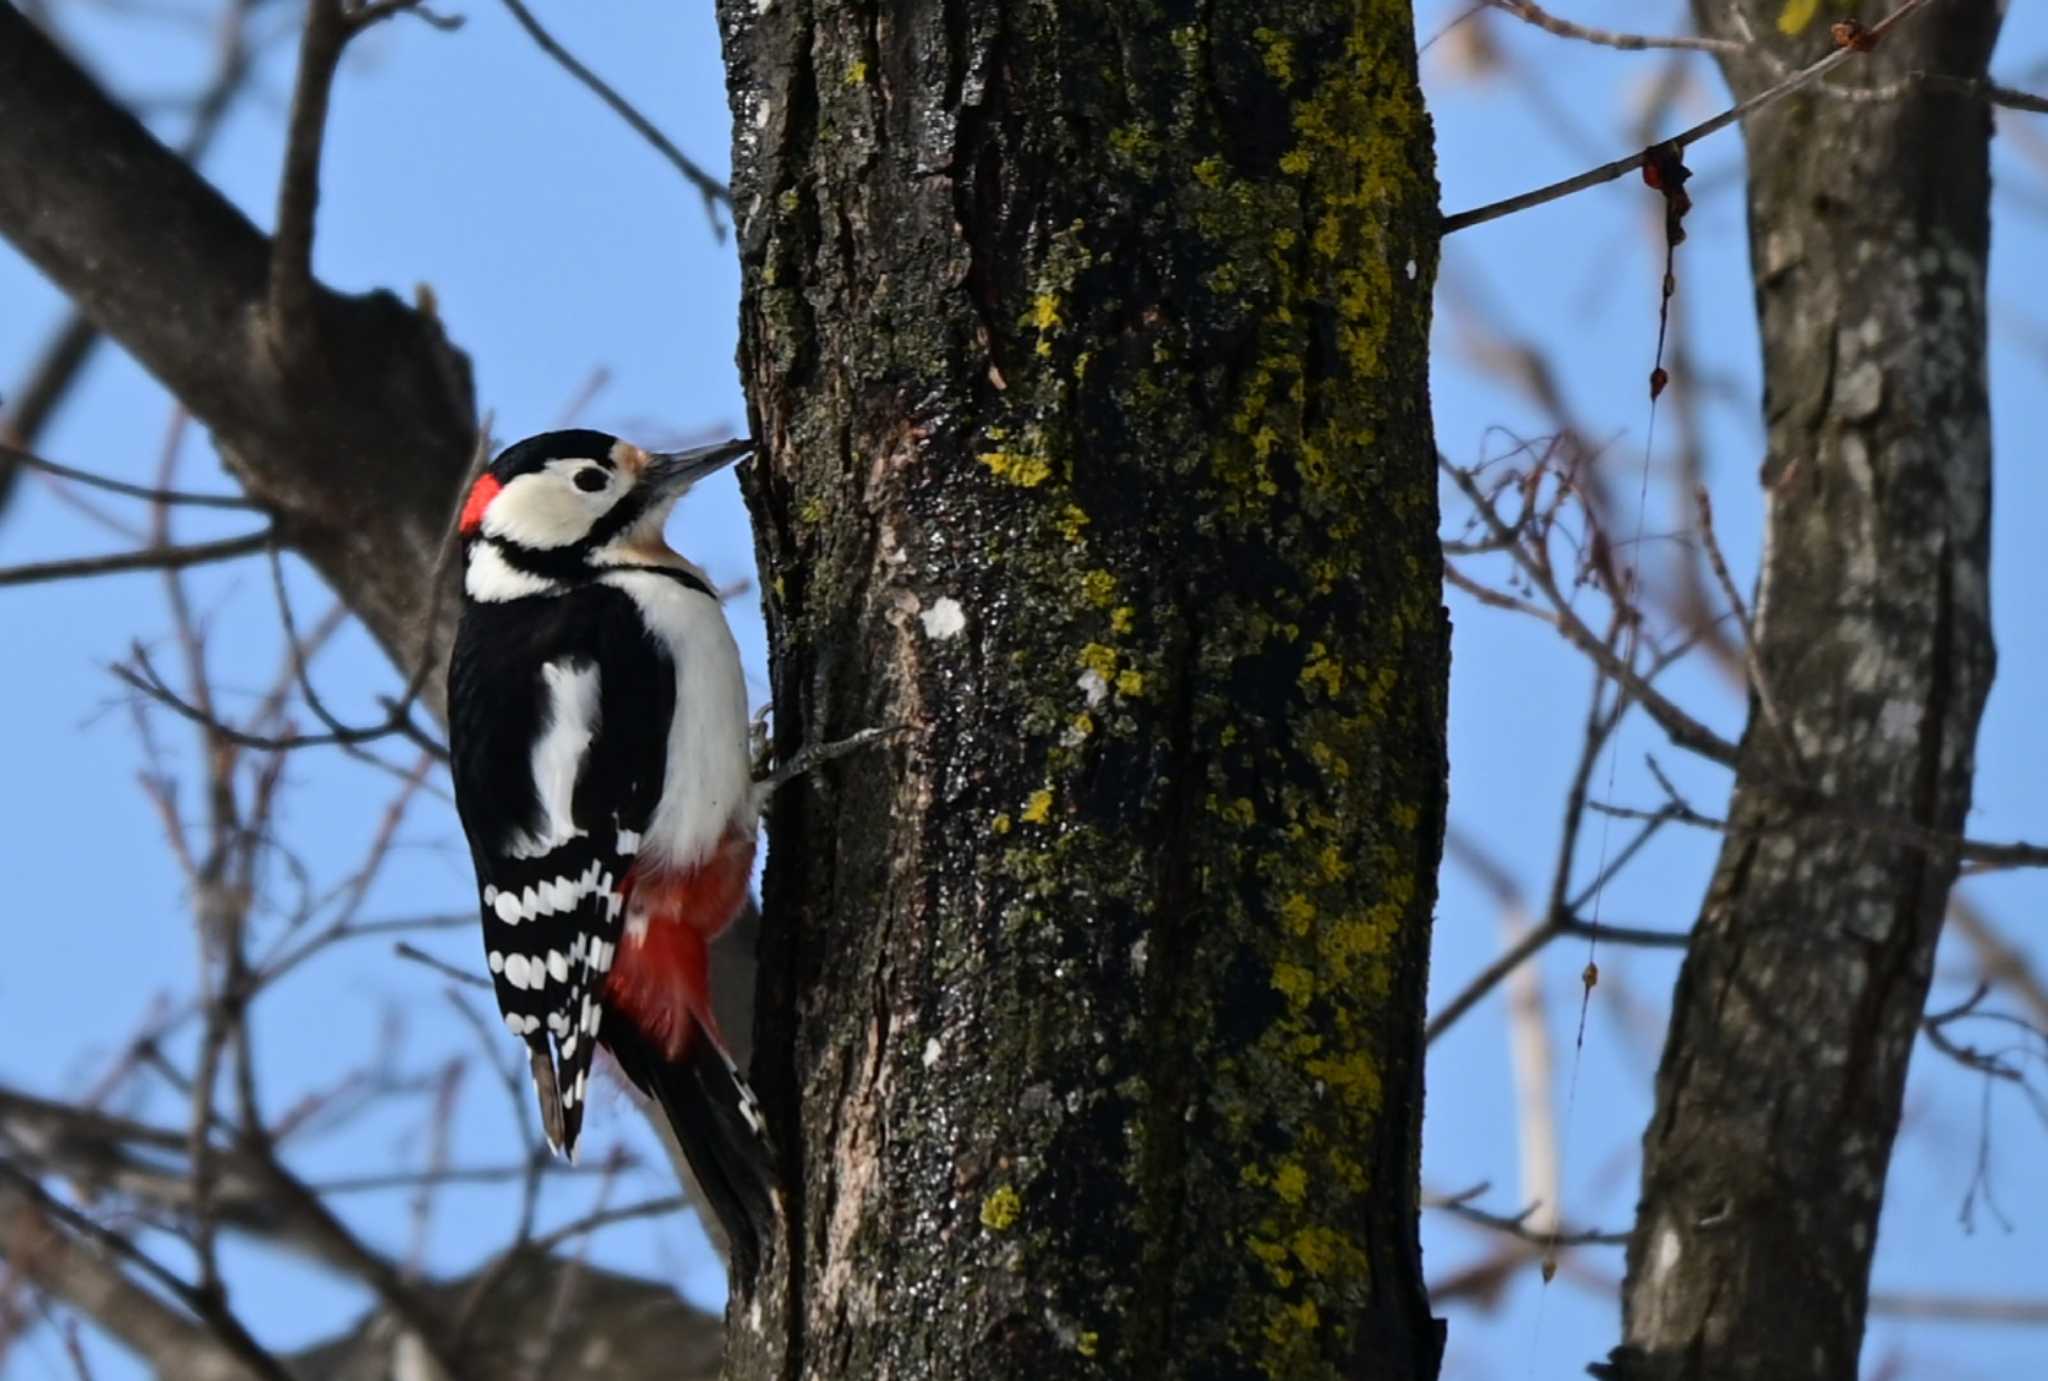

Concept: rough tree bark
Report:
left=715, top=1, right=1447, bottom=1377
left=1607, top=5, right=2003, bottom=1377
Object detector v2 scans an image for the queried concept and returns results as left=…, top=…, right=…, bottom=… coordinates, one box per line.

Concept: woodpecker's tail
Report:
left=605, top=1016, right=778, bottom=1281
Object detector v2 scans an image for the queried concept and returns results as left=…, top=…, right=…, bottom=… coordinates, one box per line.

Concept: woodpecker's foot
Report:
left=754, top=723, right=905, bottom=797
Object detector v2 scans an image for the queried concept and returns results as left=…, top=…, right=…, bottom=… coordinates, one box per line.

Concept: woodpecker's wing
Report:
left=449, top=585, right=676, bottom=1153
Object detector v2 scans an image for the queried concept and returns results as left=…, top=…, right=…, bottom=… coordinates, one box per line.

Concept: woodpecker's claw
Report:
left=753, top=723, right=908, bottom=798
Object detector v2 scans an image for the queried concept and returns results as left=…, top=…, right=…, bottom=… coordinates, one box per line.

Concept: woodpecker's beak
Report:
left=638, top=438, right=753, bottom=496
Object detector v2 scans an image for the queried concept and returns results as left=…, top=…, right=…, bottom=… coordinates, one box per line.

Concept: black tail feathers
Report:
left=607, top=1021, right=779, bottom=1281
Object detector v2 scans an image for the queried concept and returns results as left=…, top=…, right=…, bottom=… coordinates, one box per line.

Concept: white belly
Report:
left=600, top=568, right=754, bottom=870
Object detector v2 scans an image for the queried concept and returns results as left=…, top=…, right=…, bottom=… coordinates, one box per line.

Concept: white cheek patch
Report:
left=480, top=467, right=617, bottom=550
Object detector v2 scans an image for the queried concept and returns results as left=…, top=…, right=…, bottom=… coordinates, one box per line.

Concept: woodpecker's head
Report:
left=458, top=429, right=749, bottom=600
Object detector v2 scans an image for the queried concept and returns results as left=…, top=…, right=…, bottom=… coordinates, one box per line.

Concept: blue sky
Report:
left=1, top=2, right=2043, bottom=1377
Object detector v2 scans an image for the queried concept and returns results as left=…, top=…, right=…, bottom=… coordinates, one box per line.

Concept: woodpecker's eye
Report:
left=574, top=467, right=609, bottom=494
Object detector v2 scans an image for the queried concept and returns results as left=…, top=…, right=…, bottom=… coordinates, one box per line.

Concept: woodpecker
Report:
left=447, top=428, right=774, bottom=1274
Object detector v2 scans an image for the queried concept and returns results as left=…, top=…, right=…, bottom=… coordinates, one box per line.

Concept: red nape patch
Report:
left=458, top=473, right=503, bottom=534
left=605, top=833, right=757, bottom=1060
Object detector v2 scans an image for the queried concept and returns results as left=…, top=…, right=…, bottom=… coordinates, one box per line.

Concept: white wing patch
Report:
left=509, top=661, right=601, bottom=859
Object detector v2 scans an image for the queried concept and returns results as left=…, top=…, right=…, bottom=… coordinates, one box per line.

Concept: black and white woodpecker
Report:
left=447, top=428, right=775, bottom=1274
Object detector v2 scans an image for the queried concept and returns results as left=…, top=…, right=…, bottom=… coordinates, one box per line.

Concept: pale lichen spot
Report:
left=1838, top=359, right=1884, bottom=422
left=920, top=595, right=967, bottom=640
left=922, top=1036, right=944, bottom=1068
left=1650, top=1222, right=1682, bottom=1287
left=1878, top=697, right=1921, bottom=742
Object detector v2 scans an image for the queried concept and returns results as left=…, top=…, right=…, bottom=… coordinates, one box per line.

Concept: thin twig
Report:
left=1487, top=0, right=1741, bottom=55
left=1443, top=0, right=1939, bottom=234
left=495, top=0, right=731, bottom=233
left=397, top=942, right=492, bottom=990
left=1424, top=1184, right=1628, bottom=1247
left=0, top=443, right=262, bottom=510
left=113, top=644, right=449, bottom=761
left=1694, top=485, right=1795, bottom=760
left=270, top=0, right=349, bottom=355
left=1819, top=70, right=2048, bottom=115
left=0, top=1162, right=294, bottom=1381
left=525, top=1195, right=690, bottom=1256
left=1589, top=792, right=2048, bottom=872
left=1441, top=456, right=1738, bottom=763
left=0, top=530, right=271, bottom=588
left=271, top=0, right=446, bottom=355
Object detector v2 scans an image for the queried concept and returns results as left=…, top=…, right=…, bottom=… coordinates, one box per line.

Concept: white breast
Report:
left=600, top=568, right=754, bottom=870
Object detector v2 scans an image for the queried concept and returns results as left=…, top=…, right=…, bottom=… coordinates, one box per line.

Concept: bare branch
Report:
left=1486, top=1, right=1742, bottom=55
left=1424, top=1183, right=1628, bottom=1247
left=397, top=943, right=492, bottom=991
left=1693, top=486, right=1795, bottom=759
left=1867, top=1292, right=2048, bottom=1324
left=1441, top=455, right=1738, bottom=764
left=0, top=1160, right=290, bottom=1381
left=113, top=644, right=449, bottom=762
left=495, top=0, right=731, bottom=232
left=0, top=531, right=271, bottom=589
left=1818, top=70, right=2048, bottom=115
left=272, top=0, right=448, bottom=356
left=1443, top=0, right=1939, bottom=234
left=269, top=0, right=348, bottom=357
left=0, top=444, right=263, bottom=511
left=1590, top=788, right=2048, bottom=873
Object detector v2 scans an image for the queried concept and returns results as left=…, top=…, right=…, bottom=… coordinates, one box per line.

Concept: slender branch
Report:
left=525, top=1195, right=690, bottom=1257
left=0, top=530, right=271, bottom=589
left=1589, top=794, right=2048, bottom=872
left=1487, top=0, right=1742, bottom=55
left=0, top=1160, right=293, bottom=1381
left=113, top=643, right=449, bottom=760
left=1443, top=0, right=1939, bottom=233
left=1968, top=77, right=2048, bottom=115
left=1424, top=1184, right=1628, bottom=1247
left=272, top=0, right=457, bottom=355
left=270, top=0, right=350, bottom=356
left=1819, top=70, right=2048, bottom=115
left=0, top=0, right=268, bottom=522
left=1694, top=485, right=1795, bottom=760
left=1427, top=901, right=1686, bottom=1046
left=1441, top=456, right=1738, bottom=763
left=396, top=941, right=492, bottom=990
left=1867, top=1292, right=2048, bottom=1324
left=0, top=443, right=263, bottom=511
left=240, top=1148, right=472, bottom=1379
left=495, top=0, right=731, bottom=232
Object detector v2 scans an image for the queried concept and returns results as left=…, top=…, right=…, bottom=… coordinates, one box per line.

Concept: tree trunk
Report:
left=713, top=1, right=1448, bottom=1378
left=1609, top=6, right=2003, bottom=1377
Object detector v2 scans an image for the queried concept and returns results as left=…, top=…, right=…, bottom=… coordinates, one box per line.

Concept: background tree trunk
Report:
left=714, top=1, right=1448, bottom=1377
left=1609, top=5, right=2004, bottom=1377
